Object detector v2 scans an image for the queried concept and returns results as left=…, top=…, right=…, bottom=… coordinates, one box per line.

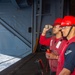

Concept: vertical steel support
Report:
left=32, top=0, right=42, bottom=52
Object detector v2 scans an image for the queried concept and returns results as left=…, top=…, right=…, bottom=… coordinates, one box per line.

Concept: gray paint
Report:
left=0, top=24, right=31, bottom=58
left=0, top=1, right=32, bottom=58
left=0, top=0, right=64, bottom=58
left=0, top=2, right=32, bottom=42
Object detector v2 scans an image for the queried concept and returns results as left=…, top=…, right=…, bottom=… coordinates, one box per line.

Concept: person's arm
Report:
left=59, top=68, right=71, bottom=75
left=39, top=35, right=51, bottom=46
left=59, top=43, right=75, bottom=75
left=41, top=25, right=53, bottom=36
left=39, top=25, right=53, bottom=46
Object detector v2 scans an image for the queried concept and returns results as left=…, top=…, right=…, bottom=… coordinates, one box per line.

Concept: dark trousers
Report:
left=50, top=71, right=56, bottom=75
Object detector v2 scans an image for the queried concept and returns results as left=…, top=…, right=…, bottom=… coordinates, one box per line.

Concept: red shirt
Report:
left=39, top=35, right=59, bottom=46
left=39, top=35, right=51, bottom=46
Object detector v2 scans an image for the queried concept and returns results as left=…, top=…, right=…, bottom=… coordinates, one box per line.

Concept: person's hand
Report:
left=49, top=53, right=59, bottom=59
left=42, top=25, right=53, bottom=36
left=44, top=25, right=53, bottom=32
left=46, top=52, right=58, bottom=60
left=45, top=52, right=50, bottom=59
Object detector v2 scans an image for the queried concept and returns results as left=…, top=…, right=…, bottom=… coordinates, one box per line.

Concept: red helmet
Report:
left=53, top=18, right=63, bottom=26
left=61, top=16, right=75, bottom=27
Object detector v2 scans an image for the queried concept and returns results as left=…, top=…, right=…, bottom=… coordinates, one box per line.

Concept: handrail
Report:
left=0, top=17, right=31, bottom=48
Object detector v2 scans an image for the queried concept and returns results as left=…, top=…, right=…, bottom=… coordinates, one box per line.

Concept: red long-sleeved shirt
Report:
left=39, top=35, right=51, bottom=46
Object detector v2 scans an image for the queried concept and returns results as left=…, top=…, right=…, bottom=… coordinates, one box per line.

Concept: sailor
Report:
left=56, top=16, right=75, bottom=75
left=39, top=18, right=66, bottom=75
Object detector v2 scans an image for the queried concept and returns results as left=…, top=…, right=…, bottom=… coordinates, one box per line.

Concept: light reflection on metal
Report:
left=0, top=54, right=21, bottom=72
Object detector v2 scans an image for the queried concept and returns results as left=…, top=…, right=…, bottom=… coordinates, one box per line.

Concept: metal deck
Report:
left=0, top=52, right=50, bottom=75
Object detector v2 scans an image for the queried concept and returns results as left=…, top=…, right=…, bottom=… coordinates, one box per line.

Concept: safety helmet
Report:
left=53, top=18, right=63, bottom=26
left=61, top=16, right=75, bottom=27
